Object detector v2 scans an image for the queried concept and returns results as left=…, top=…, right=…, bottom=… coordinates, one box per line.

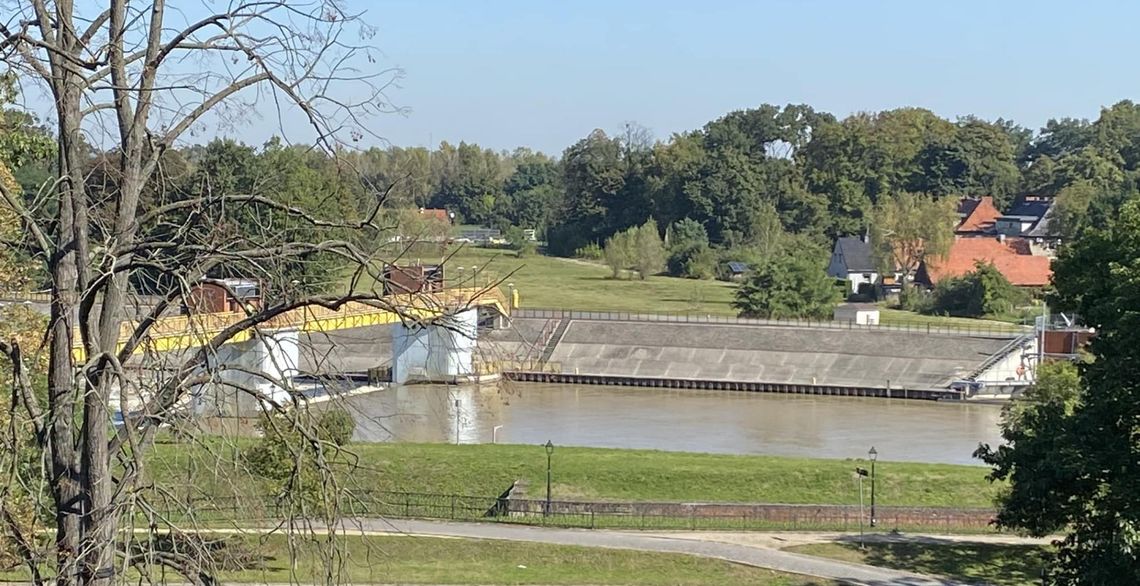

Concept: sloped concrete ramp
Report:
left=549, top=321, right=1011, bottom=390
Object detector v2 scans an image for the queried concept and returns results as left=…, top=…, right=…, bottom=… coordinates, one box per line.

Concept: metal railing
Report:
left=515, top=308, right=1028, bottom=338
left=155, top=490, right=999, bottom=535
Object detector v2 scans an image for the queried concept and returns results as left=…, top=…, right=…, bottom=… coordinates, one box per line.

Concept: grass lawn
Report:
left=0, top=534, right=826, bottom=585
left=366, top=246, right=1032, bottom=332
left=374, top=245, right=739, bottom=315
left=148, top=441, right=998, bottom=508
left=784, top=542, right=1049, bottom=586
left=876, top=308, right=1026, bottom=332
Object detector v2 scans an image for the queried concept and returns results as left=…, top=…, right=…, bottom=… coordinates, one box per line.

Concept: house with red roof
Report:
left=916, top=237, right=1052, bottom=289
left=419, top=208, right=452, bottom=224
left=955, top=197, right=1002, bottom=236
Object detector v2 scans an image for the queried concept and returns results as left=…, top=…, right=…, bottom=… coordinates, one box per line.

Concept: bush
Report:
left=927, top=261, right=1027, bottom=317
left=732, top=252, right=841, bottom=319
left=316, top=408, right=356, bottom=446
left=574, top=242, right=603, bottom=260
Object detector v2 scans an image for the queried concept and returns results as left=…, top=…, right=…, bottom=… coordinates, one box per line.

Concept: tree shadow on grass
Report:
left=832, top=535, right=1048, bottom=586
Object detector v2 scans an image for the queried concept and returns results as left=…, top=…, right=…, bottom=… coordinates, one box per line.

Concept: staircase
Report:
left=540, top=318, right=572, bottom=364
left=964, top=333, right=1035, bottom=381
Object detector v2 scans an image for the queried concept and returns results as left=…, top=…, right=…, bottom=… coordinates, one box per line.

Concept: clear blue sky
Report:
left=255, top=0, right=1140, bottom=154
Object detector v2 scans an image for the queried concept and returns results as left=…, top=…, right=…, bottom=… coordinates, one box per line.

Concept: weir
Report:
left=392, top=308, right=480, bottom=384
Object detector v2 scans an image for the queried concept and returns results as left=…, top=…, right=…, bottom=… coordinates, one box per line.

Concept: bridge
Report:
left=76, top=286, right=514, bottom=415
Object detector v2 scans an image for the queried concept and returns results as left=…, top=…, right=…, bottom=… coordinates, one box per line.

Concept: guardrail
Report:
left=154, top=490, right=999, bottom=534
left=515, top=308, right=1028, bottom=338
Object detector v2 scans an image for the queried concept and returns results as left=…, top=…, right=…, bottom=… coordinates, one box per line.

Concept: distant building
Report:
left=997, top=195, right=1060, bottom=254
left=955, top=196, right=1002, bottom=236
left=382, top=264, right=444, bottom=295
left=826, top=236, right=878, bottom=294
left=916, top=237, right=1052, bottom=288
left=833, top=303, right=880, bottom=325
left=723, top=261, right=750, bottom=282
left=186, top=278, right=261, bottom=313
left=419, top=208, right=452, bottom=224
left=456, top=227, right=502, bottom=245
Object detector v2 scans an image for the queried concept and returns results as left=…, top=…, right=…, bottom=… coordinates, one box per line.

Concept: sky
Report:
left=243, top=0, right=1140, bottom=154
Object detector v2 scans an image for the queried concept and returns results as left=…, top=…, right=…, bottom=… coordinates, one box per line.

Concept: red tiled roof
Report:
left=956, top=196, right=1001, bottom=234
left=419, top=208, right=450, bottom=222
left=921, top=237, right=1052, bottom=287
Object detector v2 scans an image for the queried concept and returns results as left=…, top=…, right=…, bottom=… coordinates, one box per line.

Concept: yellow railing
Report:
left=72, top=286, right=510, bottom=360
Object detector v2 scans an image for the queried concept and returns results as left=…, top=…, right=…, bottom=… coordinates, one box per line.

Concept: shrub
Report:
left=927, top=261, right=1026, bottom=317
left=574, top=242, right=603, bottom=260
left=316, top=408, right=356, bottom=446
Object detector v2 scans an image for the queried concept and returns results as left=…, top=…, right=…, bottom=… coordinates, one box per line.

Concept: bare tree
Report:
left=0, top=2, right=411, bottom=585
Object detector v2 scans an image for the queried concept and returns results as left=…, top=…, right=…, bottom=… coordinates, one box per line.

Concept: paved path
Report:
left=342, top=518, right=980, bottom=586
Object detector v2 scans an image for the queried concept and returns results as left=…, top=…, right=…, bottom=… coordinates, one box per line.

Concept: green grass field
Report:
left=784, top=541, right=1049, bottom=586
left=366, top=245, right=1026, bottom=332
left=0, top=533, right=824, bottom=585
left=148, top=441, right=999, bottom=509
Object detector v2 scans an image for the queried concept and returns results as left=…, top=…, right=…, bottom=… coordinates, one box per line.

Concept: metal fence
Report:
left=515, top=308, right=1028, bottom=338
left=157, top=490, right=999, bottom=535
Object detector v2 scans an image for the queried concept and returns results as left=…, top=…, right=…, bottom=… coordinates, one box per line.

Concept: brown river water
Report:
left=336, top=382, right=1004, bottom=466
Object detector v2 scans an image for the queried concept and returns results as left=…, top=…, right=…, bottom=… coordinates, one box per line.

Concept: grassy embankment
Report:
left=371, top=245, right=1024, bottom=331
left=785, top=542, right=1049, bottom=586
left=0, top=533, right=825, bottom=585
left=149, top=441, right=999, bottom=508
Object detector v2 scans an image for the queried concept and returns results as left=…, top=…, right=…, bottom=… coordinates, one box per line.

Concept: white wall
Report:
left=191, top=328, right=301, bottom=416
left=392, top=309, right=479, bottom=384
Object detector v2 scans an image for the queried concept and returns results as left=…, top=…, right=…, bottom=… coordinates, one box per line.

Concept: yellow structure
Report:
left=73, top=286, right=510, bottom=360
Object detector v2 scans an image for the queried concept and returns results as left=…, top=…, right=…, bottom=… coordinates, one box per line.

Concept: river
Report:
left=337, top=382, right=1004, bottom=466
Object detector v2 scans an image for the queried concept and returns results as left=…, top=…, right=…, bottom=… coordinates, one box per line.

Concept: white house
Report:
left=826, top=236, right=878, bottom=294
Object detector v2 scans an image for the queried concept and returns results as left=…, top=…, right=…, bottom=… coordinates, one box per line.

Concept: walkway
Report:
left=341, top=518, right=982, bottom=586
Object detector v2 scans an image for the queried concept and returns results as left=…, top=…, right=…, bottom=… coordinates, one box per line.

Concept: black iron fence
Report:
left=155, top=490, right=999, bottom=535
left=515, top=308, right=1027, bottom=338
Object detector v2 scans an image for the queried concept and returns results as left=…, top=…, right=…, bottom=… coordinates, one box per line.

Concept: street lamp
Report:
left=854, top=467, right=869, bottom=549
left=868, top=446, right=878, bottom=527
left=544, top=440, right=554, bottom=516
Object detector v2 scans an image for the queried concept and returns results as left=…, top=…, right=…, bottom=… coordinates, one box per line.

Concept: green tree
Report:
left=928, top=261, right=1026, bottom=317
left=631, top=220, right=666, bottom=279
left=913, top=118, right=1022, bottom=208
left=732, top=252, right=840, bottom=319
left=602, top=228, right=634, bottom=279
left=548, top=130, right=627, bottom=256
left=666, top=218, right=712, bottom=278
left=869, top=192, right=956, bottom=288
left=975, top=199, right=1140, bottom=583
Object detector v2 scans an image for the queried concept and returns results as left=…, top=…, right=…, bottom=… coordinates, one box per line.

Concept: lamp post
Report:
left=544, top=440, right=554, bottom=516
left=868, top=446, right=878, bottom=527
left=855, top=467, right=869, bottom=549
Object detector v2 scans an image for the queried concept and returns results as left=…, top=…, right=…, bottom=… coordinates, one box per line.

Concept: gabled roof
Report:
left=920, top=237, right=1052, bottom=287
left=1007, top=195, right=1052, bottom=220
left=956, top=196, right=1001, bottom=234
left=994, top=195, right=1060, bottom=239
left=833, top=236, right=876, bottom=273
left=419, top=208, right=450, bottom=222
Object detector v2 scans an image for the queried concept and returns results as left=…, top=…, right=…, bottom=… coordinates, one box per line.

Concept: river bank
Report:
left=149, top=441, right=1000, bottom=509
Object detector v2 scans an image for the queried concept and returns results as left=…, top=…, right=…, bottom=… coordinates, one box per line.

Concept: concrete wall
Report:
left=192, top=328, right=300, bottom=416
left=546, top=320, right=1012, bottom=391
left=392, top=309, right=478, bottom=384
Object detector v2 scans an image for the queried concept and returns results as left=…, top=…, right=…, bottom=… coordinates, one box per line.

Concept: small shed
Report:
left=833, top=303, right=880, bottom=326
left=724, top=261, right=750, bottom=282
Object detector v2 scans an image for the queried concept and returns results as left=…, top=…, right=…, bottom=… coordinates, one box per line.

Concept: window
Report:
left=862, top=273, right=873, bottom=280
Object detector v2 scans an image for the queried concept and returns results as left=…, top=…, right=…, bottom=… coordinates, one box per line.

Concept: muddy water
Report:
left=338, top=382, right=1003, bottom=465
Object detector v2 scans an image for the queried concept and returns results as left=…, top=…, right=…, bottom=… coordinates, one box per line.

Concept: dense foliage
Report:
left=975, top=199, right=1140, bottom=584
left=928, top=261, right=1027, bottom=318
left=732, top=246, right=840, bottom=320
